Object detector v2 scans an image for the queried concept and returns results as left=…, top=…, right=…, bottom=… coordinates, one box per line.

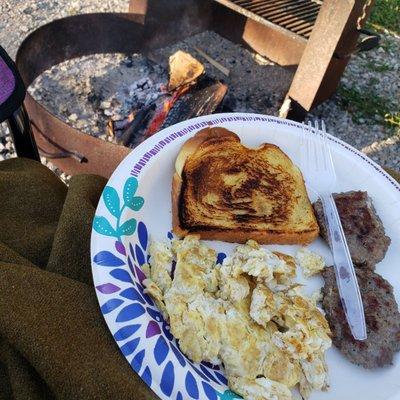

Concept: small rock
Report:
left=124, top=56, right=133, bottom=68
left=100, top=101, right=111, bottom=109
left=75, top=120, right=86, bottom=129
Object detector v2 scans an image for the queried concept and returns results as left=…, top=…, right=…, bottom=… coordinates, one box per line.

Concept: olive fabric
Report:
left=0, top=158, right=159, bottom=400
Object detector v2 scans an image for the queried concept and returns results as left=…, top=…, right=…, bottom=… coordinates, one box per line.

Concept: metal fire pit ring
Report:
left=16, top=3, right=211, bottom=177
left=16, top=0, right=376, bottom=177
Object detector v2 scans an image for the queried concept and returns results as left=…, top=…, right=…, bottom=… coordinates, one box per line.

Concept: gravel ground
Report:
left=310, top=34, right=400, bottom=170
left=0, top=0, right=399, bottom=177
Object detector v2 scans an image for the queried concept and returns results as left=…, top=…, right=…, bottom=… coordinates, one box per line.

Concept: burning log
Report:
left=118, top=103, right=156, bottom=147
left=160, top=76, right=227, bottom=131
left=111, top=78, right=227, bottom=147
left=145, top=85, right=190, bottom=137
left=108, top=51, right=227, bottom=148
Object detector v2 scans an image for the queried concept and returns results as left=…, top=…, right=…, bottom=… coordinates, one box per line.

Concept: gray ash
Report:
left=27, top=31, right=292, bottom=146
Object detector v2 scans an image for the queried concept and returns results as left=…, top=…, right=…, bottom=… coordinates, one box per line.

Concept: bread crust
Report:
left=171, top=127, right=319, bottom=244
left=176, top=229, right=318, bottom=245
left=172, top=126, right=240, bottom=237
left=175, top=127, right=239, bottom=177
left=171, top=172, right=189, bottom=237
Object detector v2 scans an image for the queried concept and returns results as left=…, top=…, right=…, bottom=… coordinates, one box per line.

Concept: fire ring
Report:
left=16, top=0, right=374, bottom=177
left=16, top=2, right=211, bottom=177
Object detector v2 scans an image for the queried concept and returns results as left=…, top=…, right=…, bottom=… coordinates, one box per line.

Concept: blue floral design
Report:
left=186, top=371, right=199, bottom=399
left=160, top=361, right=175, bottom=396
left=92, top=177, right=236, bottom=400
left=154, top=336, right=169, bottom=365
left=114, top=325, right=140, bottom=341
left=217, top=252, right=227, bottom=265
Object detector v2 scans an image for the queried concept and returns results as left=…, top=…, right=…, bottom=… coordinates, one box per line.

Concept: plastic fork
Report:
left=301, top=120, right=367, bottom=341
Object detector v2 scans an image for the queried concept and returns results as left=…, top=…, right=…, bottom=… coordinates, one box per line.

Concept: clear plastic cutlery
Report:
left=301, top=120, right=367, bottom=341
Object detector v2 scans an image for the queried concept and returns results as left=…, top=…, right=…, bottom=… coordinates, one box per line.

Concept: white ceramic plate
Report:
left=91, top=113, right=400, bottom=400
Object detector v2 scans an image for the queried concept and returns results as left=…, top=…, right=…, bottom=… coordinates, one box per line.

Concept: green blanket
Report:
left=0, top=158, right=158, bottom=400
left=0, top=158, right=399, bottom=399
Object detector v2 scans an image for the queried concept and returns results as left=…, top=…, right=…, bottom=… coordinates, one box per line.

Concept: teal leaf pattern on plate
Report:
left=118, top=218, right=137, bottom=236
left=126, top=196, right=144, bottom=211
left=218, top=390, right=242, bottom=399
left=103, top=186, right=121, bottom=218
left=93, top=216, right=117, bottom=237
left=123, top=177, right=138, bottom=203
left=94, top=177, right=144, bottom=239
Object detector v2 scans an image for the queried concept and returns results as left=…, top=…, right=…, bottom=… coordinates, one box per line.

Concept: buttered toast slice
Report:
left=172, top=127, right=319, bottom=244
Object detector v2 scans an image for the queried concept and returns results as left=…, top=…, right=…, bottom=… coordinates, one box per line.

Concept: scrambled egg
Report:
left=295, top=248, right=325, bottom=277
left=143, top=236, right=331, bottom=400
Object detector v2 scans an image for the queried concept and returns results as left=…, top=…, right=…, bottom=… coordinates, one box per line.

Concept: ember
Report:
left=107, top=50, right=227, bottom=148
left=145, top=85, right=190, bottom=138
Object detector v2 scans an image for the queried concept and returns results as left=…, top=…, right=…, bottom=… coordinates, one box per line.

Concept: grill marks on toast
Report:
left=181, top=145, right=297, bottom=230
left=172, top=127, right=319, bottom=244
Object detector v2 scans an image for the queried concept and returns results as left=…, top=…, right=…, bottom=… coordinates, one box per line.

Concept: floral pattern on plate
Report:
left=92, top=177, right=237, bottom=400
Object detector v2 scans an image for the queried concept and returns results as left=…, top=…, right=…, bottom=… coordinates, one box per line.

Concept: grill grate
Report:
left=215, top=0, right=323, bottom=39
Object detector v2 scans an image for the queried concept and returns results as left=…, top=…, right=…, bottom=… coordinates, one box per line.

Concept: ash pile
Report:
left=28, top=31, right=293, bottom=149
left=108, top=50, right=228, bottom=148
